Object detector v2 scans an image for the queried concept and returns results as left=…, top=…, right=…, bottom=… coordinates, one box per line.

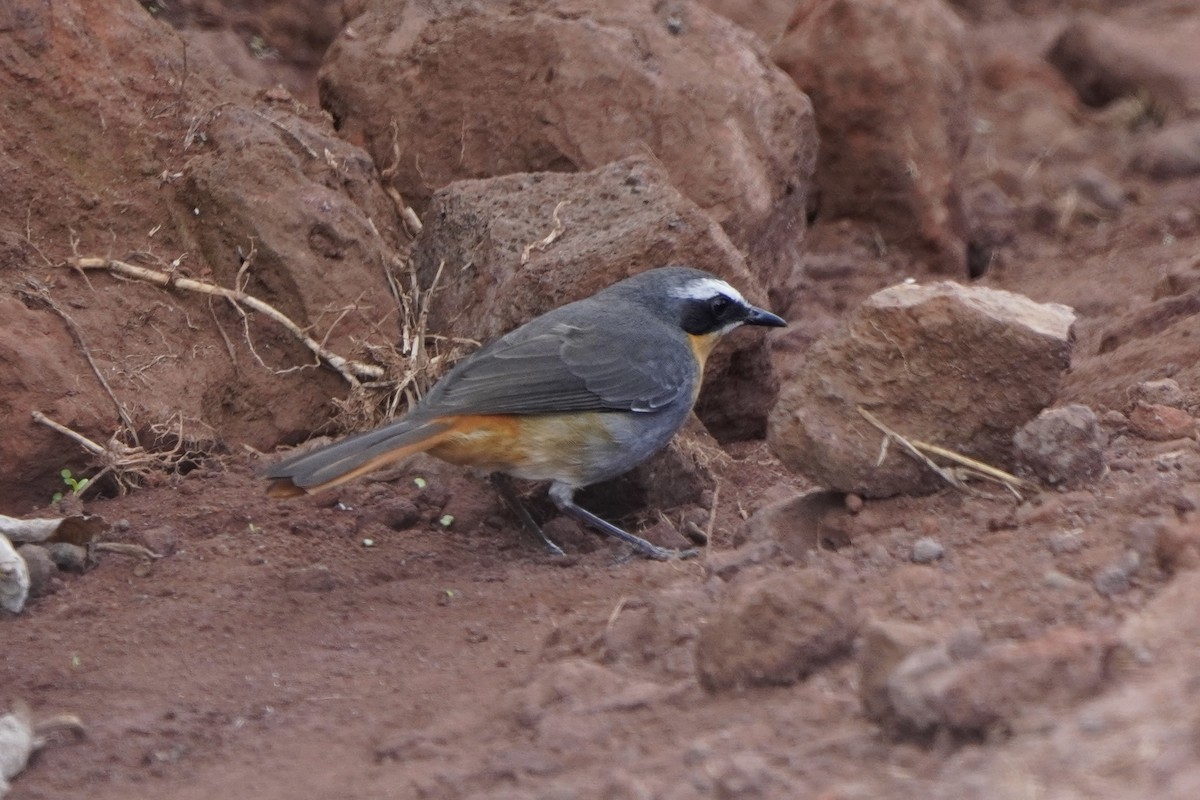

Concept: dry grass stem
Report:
left=521, top=200, right=570, bottom=265
left=857, top=406, right=1039, bottom=500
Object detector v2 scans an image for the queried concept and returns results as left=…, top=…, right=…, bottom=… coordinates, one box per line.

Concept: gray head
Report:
left=602, top=266, right=786, bottom=336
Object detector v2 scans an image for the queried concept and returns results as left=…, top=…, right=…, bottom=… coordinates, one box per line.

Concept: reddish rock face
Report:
left=318, top=0, right=817, bottom=256
left=773, top=0, right=975, bottom=275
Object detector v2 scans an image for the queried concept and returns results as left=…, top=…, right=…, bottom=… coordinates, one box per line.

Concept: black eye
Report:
left=709, top=295, right=731, bottom=317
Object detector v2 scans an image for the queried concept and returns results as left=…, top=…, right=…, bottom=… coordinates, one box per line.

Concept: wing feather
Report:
left=418, top=302, right=694, bottom=415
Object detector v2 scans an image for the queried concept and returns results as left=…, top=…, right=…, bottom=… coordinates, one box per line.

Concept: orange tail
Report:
left=264, top=416, right=454, bottom=497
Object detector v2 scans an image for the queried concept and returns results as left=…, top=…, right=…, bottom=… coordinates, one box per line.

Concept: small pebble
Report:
left=844, top=493, right=864, bottom=514
left=910, top=538, right=945, bottom=563
left=1093, top=563, right=1131, bottom=596
left=1044, top=569, right=1083, bottom=590
left=1048, top=530, right=1084, bottom=555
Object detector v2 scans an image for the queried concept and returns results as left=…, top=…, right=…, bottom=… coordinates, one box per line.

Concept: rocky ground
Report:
left=2, top=0, right=1200, bottom=798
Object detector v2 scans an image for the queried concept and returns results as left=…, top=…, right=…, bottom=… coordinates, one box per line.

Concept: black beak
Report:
left=744, top=305, right=787, bottom=328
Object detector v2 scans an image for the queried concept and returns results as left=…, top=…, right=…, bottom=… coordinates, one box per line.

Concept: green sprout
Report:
left=52, top=468, right=91, bottom=504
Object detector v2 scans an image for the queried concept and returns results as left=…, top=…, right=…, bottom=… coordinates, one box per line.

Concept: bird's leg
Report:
left=489, top=473, right=565, bottom=556
left=548, top=483, right=699, bottom=562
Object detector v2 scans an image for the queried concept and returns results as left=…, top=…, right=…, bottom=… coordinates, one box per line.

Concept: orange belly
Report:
left=428, top=412, right=616, bottom=485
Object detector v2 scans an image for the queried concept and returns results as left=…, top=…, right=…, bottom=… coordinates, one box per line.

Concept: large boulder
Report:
left=773, top=0, right=974, bottom=274
left=318, top=0, right=817, bottom=257
left=768, top=281, right=1076, bottom=497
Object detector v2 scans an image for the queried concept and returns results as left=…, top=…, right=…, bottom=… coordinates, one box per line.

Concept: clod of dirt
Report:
left=769, top=281, right=1076, bottom=497
left=1012, top=404, right=1108, bottom=487
left=773, top=0, right=974, bottom=274
left=883, top=627, right=1117, bottom=737
left=695, top=569, right=858, bottom=692
left=319, top=0, right=817, bottom=253
left=0, top=536, right=30, bottom=614
left=1127, top=402, right=1197, bottom=441
left=411, top=157, right=781, bottom=441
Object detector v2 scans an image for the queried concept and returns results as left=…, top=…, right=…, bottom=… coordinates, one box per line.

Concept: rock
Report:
left=411, top=157, right=780, bottom=440
left=695, top=569, right=858, bottom=691
left=1047, top=14, right=1200, bottom=118
left=733, top=489, right=849, bottom=558
left=910, top=538, right=945, bottom=564
left=773, top=0, right=974, bottom=274
left=319, top=0, right=817, bottom=256
left=858, top=619, right=941, bottom=723
left=769, top=282, right=1077, bottom=497
left=14, top=545, right=55, bottom=599
left=1129, top=378, right=1186, bottom=408
left=1012, top=404, right=1108, bottom=487
left=1127, top=402, right=1196, bottom=441
left=884, top=627, right=1116, bottom=736
left=44, top=542, right=88, bottom=573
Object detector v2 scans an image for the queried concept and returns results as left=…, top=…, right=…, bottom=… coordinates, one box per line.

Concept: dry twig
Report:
left=67, top=256, right=384, bottom=386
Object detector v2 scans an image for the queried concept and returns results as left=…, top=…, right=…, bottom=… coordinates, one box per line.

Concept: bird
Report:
left=265, top=266, right=786, bottom=560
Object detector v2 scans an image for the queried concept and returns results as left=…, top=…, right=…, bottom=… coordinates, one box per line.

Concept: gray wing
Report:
left=419, top=308, right=695, bottom=415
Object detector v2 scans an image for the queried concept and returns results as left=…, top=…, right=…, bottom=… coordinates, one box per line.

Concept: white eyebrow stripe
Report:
left=669, top=277, right=745, bottom=303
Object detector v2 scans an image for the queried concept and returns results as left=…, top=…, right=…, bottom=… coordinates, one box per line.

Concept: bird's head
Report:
left=611, top=266, right=786, bottom=336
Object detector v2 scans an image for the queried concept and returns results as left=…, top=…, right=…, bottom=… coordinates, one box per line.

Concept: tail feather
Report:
left=264, top=416, right=453, bottom=496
